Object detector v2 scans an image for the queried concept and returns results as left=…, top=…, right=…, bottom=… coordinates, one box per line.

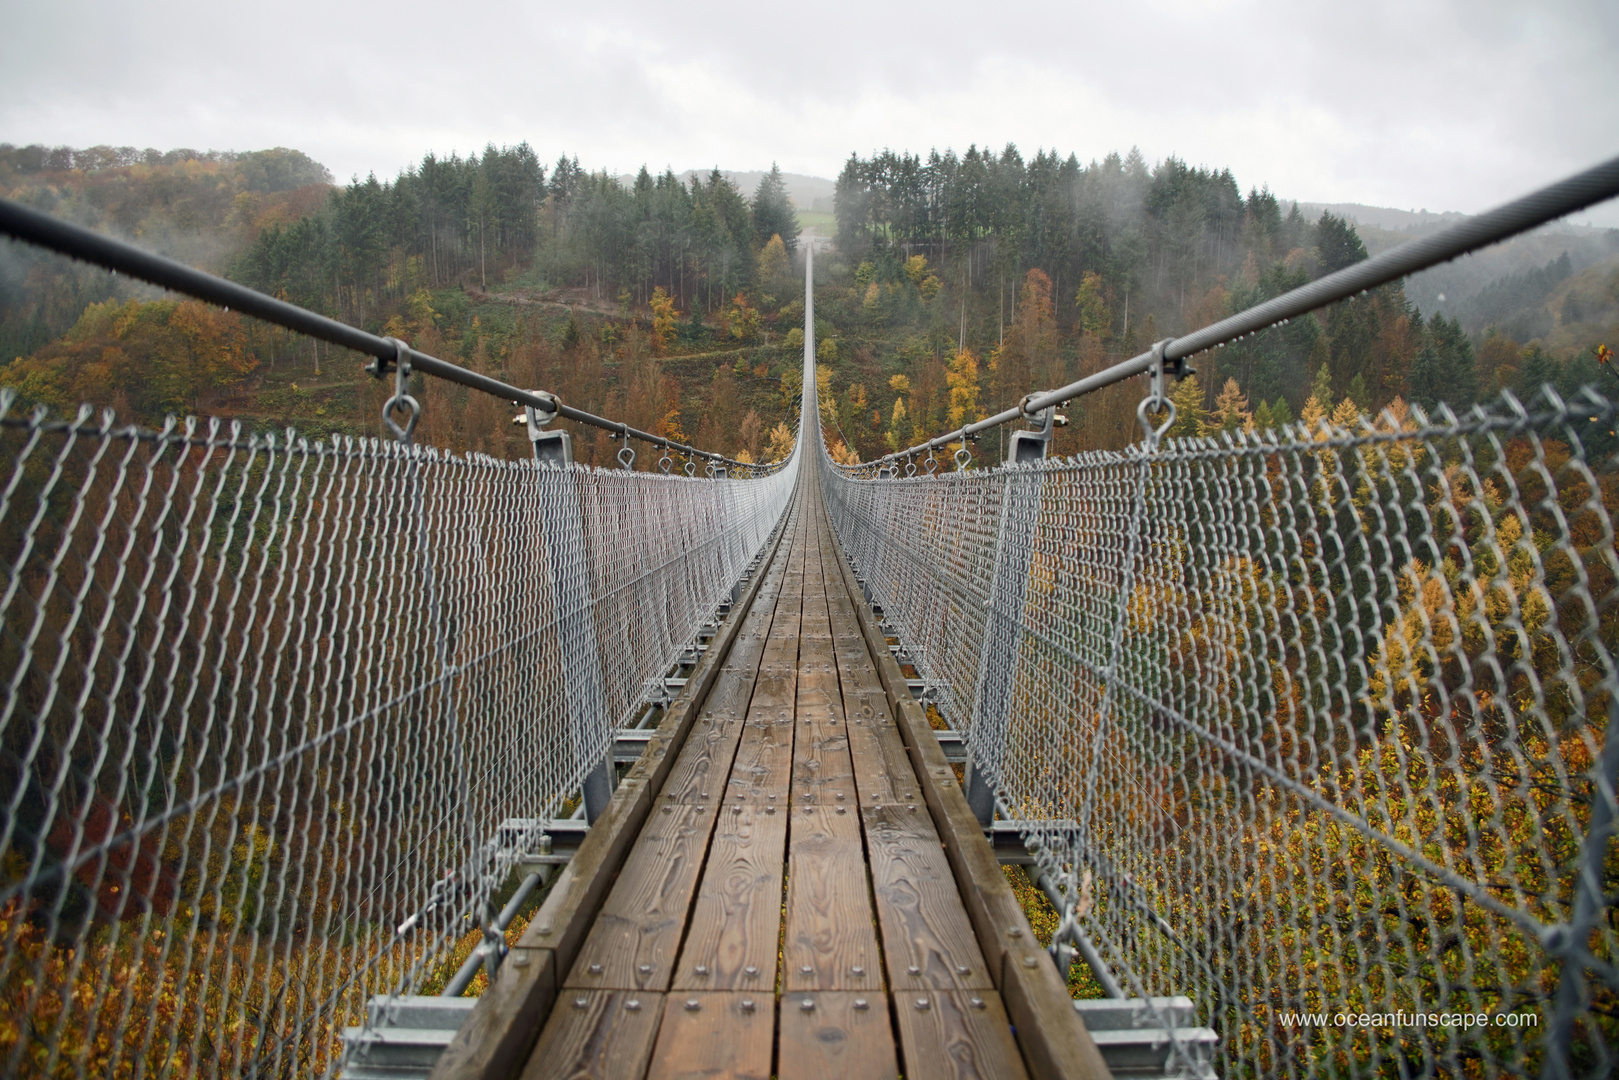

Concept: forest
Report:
left=2, top=139, right=1616, bottom=467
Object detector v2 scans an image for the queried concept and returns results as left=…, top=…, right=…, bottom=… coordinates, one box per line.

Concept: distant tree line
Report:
left=233, top=147, right=802, bottom=330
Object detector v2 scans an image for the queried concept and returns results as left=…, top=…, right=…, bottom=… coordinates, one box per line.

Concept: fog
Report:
left=2, top=0, right=1616, bottom=224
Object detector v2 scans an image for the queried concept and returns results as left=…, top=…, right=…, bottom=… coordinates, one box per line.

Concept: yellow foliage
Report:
left=649, top=286, right=679, bottom=355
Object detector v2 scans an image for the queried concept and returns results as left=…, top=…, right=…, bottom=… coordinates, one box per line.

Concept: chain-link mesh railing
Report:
left=0, top=390, right=796, bottom=1079
left=821, top=387, right=1618, bottom=1079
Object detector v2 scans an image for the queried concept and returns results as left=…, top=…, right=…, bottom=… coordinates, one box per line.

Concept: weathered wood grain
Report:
left=565, top=801, right=722, bottom=991
left=519, top=989, right=663, bottom=1080
left=864, top=804, right=992, bottom=992
left=670, top=803, right=788, bottom=991
left=890, top=990, right=1029, bottom=1080
left=777, top=991, right=899, bottom=1080
left=643, top=992, right=774, bottom=1080
left=783, top=804, right=882, bottom=993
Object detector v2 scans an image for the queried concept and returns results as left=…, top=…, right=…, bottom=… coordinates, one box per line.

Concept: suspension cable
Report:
left=0, top=196, right=772, bottom=471
left=867, top=151, right=1619, bottom=467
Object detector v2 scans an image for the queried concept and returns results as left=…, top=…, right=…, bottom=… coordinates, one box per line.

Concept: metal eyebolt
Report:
left=954, top=446, right=972, bottom=471
left=658, top=448, right=673, bottom=474
left=380, top=337, right=420, bottom=445
left=617, top=438, right=635, bottom=470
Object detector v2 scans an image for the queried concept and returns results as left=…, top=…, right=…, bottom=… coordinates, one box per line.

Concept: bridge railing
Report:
left=822, top=390, right=1616, bottom=1078
left=820, top=154, right=1619, bottom=1079
left=0, top=199, right=800, bottom=1078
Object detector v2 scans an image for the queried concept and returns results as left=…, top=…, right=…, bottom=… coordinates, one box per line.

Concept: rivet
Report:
left=1022, top=955, right=1038, bottom=968
left=744, top=965, right=759, bottom=977
left=626, top=998, right=642, bottom=1011
left=915, top=998, right=930, bottom=1010
left=573, top=996, right=587, bottom=1008
left=667, top=792, right=675, bottom=799
left=700, top=793, right=708, bottom=798
left=908, top=965, right=920, bottom=976
left=663, top=807, right=672, bottom=814
left=742, top=998, right=756, bottom=1012
left=588, top=963, right=603, bottom=975
left=801, top=966, right=813, bottom=975
left=768, top=794, right=776, bottom=800
left=639, top=963, right=653, bottom=974
left=767, top=806, right=776, bottom=814
left=852, top=966, right=865, bottom=976
left=1008, top=927, right=1024, bottom=938
left=695, top=965, right=709, bottom=976
left=835, top=792, right=845, bottom=800
left=956, top=965, right=970, bottom=975
left=800, top=998, right=815, bottom=1011
left=685, top=998, right=701, bottom=1011
left=836, top=807, right=846, bottom=814
left=512, top=954, right=531, bottom=968
left=854, top=998, right=869, bottom=1010
left=970, top=997, right=986, bottom=1009
left=908, top=805, right=916, bottom=813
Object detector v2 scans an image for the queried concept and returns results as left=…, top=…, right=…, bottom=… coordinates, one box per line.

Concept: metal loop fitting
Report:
left=617, top=432, right=635, bottom=471
left=683, top=454, right=697, bottom=478
left=904, top=456, right=917, bottom=478
left=381, top=337, right=420, bottom=445
left=658, top=446, right=673, bottom=474
left=1137, top=338, right=1178, bottom=449
left=924, top=450, right=939, bottom=475
left=954, top=445, right=972, bottom=471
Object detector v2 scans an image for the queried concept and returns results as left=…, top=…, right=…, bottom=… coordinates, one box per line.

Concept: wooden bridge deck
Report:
left=433, top=482, right=1108, bottom=1080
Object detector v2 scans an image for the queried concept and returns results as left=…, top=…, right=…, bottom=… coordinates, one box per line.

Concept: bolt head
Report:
left=851, top=966, right=864, bottom=976
left=1022, top=955, right=1038, bottom=968
left=588, top=963, right=603, bottom=975
left=908, top=965, right=920, bottom=975
left=573, top=996, right=587, bottom=1008
left=915, top=998, right=930, bottom=1010
left=685, top=998, right=701, bottom=1011
left=639, top=963, right=653, bottom=974
left=695, top=965, right=709, bottom=975
left=742, top=998, right=756, bottom=1012
left=854, top=998, right=869, bottom=1010
left=744, top=965, right=759, bottom=977
left=626, top=998, right=641, bottom=1011
left=970, top=997, right=986, bottom=1009
left=800, top=998, right=815, bottom=1011
left=956, top=965, right=970, bottom=975
left=801, top=966, right=813, bottom=975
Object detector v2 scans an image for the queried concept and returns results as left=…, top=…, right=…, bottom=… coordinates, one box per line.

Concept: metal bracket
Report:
left=513, top=390, right=571, bottom=467
left=1007, top=397, right=1065, bottom=465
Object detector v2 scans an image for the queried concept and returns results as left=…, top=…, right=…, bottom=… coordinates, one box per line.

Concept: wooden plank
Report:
left=670, top=803, right=788, bottom=991
left=429, top=947, right=555, bottom=1080
left=519, top=989, right=663, bottom=1080
left=643, top=992, right=774, bottom=1080
left=565, top=801, right=722, bottom=991
left=864, top=804, right=992, bottom=992
left=777, top=991, right=899, bottom=1080
left=890, top=990, right=1029, bottom=1080
left=783, top=804, right=883, bottom=993
left=659, top=714, right=747, bottom=804
left=791, top=724, right=857, bottom=806
left=725, top=713, right=794, bottom=803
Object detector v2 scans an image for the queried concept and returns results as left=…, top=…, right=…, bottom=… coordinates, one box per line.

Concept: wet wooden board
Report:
left=777, top=991, right=899, bottom=1080
left=521, top=989, right=664, bottom=1080
left=725, top=713, right=794, bottom=802
left=783, top=804, right=883, bottom=993
left=864, top=804, right=993, bottom=992
left=566, top=801, right=722, bottom=991
left=889, top=990, right=1028, bottom=1080
left=643, top=992, right=774, bottom=1080
left=669, top=802, right=788, bottom=991
left=659, top=714, right=748, bottom=804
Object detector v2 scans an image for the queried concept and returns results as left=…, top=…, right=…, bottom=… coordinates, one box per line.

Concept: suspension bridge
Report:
left=0, top=153, right=1617, bottom=1080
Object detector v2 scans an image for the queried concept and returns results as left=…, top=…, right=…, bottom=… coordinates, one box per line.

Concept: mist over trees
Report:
left=816, top=143, right=1616, bottom=463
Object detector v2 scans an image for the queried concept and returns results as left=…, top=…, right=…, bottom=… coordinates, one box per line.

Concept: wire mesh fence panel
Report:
left=0, top=394, right=795, bottom=1079
left=821, top=388, right=1619, bottom=1080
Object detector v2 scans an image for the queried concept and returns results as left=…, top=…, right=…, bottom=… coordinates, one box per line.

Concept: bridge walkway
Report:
left=432, top=478, right=1107, bottom=1079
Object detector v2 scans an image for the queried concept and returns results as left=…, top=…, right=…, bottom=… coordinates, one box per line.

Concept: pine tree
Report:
left=1309, top=363, right=1333, bottom=412
left=752, top=164, right=800, bottom=252
left=1270, top=397, right=1294, bottom=427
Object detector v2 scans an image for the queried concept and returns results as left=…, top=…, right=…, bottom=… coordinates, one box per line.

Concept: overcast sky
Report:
left=4, top=0, right=1617, bottom=224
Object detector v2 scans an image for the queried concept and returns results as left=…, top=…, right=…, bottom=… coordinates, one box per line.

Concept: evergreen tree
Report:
left=752, top=164, right=800, bottom=252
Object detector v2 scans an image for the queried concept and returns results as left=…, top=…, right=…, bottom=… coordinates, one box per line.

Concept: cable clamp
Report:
left=381, top=337, right=420, bottom=445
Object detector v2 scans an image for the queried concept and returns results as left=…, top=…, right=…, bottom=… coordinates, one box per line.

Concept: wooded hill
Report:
left=2, top=141, right=1615, bottom=469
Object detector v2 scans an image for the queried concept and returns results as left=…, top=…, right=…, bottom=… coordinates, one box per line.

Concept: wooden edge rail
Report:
left=429, top=504, right=797, bottom=1080
left=824, top=522, right=1113, bottom=1080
